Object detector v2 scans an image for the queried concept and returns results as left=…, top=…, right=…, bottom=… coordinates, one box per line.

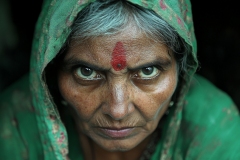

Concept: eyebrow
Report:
left=128, top=58, right=172, bottom=71
left=62, top=58, right=110, bottom=72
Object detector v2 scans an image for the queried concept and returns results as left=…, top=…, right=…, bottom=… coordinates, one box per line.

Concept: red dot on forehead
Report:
left=111, top=42, right=127, bottom=71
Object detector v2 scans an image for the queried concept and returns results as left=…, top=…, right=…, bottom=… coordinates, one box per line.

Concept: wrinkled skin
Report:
left=58, top=24, right=178, bottom=159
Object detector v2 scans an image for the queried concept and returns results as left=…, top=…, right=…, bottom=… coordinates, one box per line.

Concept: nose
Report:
left=102, top=81, right=132, bottom=120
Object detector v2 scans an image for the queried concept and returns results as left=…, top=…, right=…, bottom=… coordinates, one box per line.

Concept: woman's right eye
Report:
left=74, top=66, right=101, bottom=80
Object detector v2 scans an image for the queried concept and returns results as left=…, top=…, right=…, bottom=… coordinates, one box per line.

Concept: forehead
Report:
left=64, top=27, right=172, bottom=68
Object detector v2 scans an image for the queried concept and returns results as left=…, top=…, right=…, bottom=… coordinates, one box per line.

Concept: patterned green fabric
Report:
left=0, top=0, right=240, bottom=160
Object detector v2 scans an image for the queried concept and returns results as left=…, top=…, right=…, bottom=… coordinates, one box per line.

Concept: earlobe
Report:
left=61, top=100, right=68, bottom=106
left=164, top=101, right=174, bottom=115
left=169, top=101, right=174, bottom=107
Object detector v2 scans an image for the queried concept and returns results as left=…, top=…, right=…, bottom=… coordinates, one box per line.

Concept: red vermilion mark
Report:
left=111, top=42, right=126, bottom=71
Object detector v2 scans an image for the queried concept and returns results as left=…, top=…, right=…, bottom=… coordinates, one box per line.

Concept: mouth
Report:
left=96, top=127, right=135, bottom=139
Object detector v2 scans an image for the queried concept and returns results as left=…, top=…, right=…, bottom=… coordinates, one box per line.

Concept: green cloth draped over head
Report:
left=30, top=0, right=198, bottom=158
left=0, top=0, right=240, bottom=160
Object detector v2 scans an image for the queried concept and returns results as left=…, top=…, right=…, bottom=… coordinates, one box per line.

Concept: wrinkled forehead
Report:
left=67, top=23, right=167, bottom=56
left=67, top=35, right=171, bottom=65
left=62, top=25, right=173, bottom=73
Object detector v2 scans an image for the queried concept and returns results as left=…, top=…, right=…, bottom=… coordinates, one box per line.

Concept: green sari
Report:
left=1, top=0, right=240, bottom=159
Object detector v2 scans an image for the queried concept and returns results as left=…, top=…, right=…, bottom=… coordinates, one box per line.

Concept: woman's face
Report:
left=58, top=25, right=178, bottom=151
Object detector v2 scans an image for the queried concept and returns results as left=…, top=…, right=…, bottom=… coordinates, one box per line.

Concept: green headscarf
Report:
left=29, top=0, right=197, bottom=159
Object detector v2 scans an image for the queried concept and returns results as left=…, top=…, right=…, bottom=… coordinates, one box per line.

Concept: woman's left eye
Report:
left=137, top=66, right=160, bottom=79
left=74, top=66, right=99, bottom=80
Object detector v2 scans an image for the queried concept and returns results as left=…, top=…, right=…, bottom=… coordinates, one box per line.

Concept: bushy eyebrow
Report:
left=128, top=58, right=172, bottom=71
left=62, top=58, right=110, bottom=72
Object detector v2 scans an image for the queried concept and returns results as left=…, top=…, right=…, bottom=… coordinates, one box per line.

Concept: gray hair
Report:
left=68, top=0, right=189, bottom=74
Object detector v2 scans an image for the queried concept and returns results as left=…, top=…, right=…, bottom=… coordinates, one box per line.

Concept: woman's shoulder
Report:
left=183, top=73, right=240, bottom=130
left=186, top=74, right=236, bottom=108
left=179, top=74, right=240, bottom=159
left=0, top=73, right=44, bottom=159
left=184, top=74, right=239, bottom=118
left=0, top=73, right=32, bottom=115
left=0, top=73, right=31, bottom=108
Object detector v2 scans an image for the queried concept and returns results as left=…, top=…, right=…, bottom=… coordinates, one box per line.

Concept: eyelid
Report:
left=135, top=66, right=160, bottom=78
left=63, top=59, right=109, bottom=72
left=73, top=66, right=104, bottom=82
left=128, top=60, right=170, bottom=72
left=75, top=66, right=96, bottom=77
left=74, top=65, right=106, bottom=78
left=129, top=65, right=164, bottom=76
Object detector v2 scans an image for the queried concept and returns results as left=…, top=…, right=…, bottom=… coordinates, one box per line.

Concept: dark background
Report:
left=0, top=0, right=239, bottom=109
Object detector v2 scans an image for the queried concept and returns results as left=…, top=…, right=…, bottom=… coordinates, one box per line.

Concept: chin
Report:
left=96, top=139, right=140, bottom=152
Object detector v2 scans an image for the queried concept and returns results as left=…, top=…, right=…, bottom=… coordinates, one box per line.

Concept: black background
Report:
left=1, top=0, right=239, bottom=110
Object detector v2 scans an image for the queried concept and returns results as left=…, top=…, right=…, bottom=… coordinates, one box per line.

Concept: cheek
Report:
left=134, top=75, right=177, bottom=119
left=58, top=73, right=101, bottom=120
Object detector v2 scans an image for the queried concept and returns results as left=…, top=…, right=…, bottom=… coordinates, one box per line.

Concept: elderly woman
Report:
left=1, top=0, right=240, bottom=159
